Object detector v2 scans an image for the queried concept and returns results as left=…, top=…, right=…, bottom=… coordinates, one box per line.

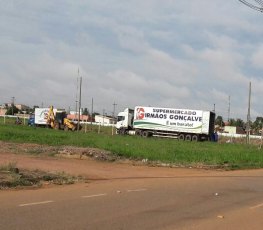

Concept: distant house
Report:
left=67, top=114, right=90, bottom=121
left=0, top=104, right=7, bottom=115
left=0, top=103, right=31, bottom=115
left=224, top=126, right=245, bottom=135
left=95, top=115, right=115, bottom=125
left=4, top=103, right=31, bottom=111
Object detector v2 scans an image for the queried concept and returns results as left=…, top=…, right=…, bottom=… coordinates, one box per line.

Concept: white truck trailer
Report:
left=116, top=106, right=216, bottom=141
left=34, top=108, right=50, bottom=126
left=29, top=107, right=57, bottom=127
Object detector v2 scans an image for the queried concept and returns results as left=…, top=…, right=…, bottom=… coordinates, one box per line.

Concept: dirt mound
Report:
left=0, top=141, right=120, bottom=162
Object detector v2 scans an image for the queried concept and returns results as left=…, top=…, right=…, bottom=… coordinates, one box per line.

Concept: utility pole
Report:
left=11, top=97, right=15, bottom=115
left=91, top=98, right=93, bottom=130
left=75, top=68, right=79, bottom=121
left=112, top=102, right=117, bottom=119
left=228, top=95, right=231, bottom=122
left=112, top=102, right=117, bottom=135
left=102, top=109, right=105, bottom=126
left=78, top=76, right=82, bottom=131
left=246, top=82, right=251, bottom=144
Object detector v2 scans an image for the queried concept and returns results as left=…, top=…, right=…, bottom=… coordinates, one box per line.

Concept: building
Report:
left=95, top=115, right=115, bottom=125
left=224, top=126, right=246, bottom=135
left=0, top=104, right=7, bottom=115
left=0, top=103, right=31, bottom=115
left=67, top=114, right=90, bottom=121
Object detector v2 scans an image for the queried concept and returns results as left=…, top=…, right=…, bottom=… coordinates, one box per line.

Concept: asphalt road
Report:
left=0, top=169, right=263, bottom=230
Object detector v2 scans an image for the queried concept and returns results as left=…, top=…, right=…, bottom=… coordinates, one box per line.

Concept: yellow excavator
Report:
left=47, top=106, right=78, bottom=131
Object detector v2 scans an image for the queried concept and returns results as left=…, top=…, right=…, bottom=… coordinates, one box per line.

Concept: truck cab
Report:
left=116, top=108, right=134, bottom=134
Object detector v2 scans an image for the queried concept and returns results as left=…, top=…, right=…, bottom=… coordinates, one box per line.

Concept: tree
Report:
left=229, top=118, right=236, bottom=126
left=252, top=117, right=263, bottom=134
left=236, top=118, right=245, bottom=128
left=82, top=108, right=90, bottom=116
left=5, top=105, right=19, bottom=115
left=215, top=115, right=224, bottom=126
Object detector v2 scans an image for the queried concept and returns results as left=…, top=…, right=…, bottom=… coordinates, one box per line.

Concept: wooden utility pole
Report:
left=112, top=102, right=117, bottom=135
left=246, top=82, right=251, bottom=144
left=11, top=97, right=15, bottom=115
left=91, top=98, right=93, bottom=130
left=78, top=76, right=82, bottom=131
left=228, top=95, right=231, bottom=122
left=75, top=68, right=79, bottom=121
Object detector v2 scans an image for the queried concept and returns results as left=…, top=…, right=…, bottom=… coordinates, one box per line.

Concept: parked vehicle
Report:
left=15, top=117, right=22, bottom=125
left=28, top=107, right=78, bottom=131
left=116, top=106, right=215, bottom=141
left=47, top=106, right=78, bottom=131
left=28, top=114, right=35, bottom=126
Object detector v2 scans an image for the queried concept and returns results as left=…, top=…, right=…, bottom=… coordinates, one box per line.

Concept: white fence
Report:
left=219, top=132, right=262, bottom=140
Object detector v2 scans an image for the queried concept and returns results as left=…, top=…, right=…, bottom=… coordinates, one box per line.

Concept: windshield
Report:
left=117, top=116, right=125, bottom=122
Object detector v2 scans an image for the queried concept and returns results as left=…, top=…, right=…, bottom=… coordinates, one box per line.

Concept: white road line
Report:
left=250, top=203, right=263, bottom=210
left=82, top=193, right=107, bottom=198
left=127, top=189, right=147, bottom=192
left=19, top=200, right=54, bottom=207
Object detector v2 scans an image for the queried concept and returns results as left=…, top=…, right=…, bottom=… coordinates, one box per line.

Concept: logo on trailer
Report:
left=136, top=107, right=145, bottom=120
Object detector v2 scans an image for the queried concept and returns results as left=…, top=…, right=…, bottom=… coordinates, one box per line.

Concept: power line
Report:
left=239, top=0, right=263, bottom=12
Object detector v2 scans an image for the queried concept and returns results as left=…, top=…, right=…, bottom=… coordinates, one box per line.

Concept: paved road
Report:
left=1, top=169, right=263, bottom=230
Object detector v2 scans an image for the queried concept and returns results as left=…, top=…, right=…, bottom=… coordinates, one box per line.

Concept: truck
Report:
left=28, top=107, right=78, bottom=131
left=116, top=106, right=215, bottom=141
left=28, top=108, right=49, bottom=126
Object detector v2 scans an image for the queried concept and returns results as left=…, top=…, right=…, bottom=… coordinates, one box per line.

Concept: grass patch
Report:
left=0, top=124, right=263, bottom=169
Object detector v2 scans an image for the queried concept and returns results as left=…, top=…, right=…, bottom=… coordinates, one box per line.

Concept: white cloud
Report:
left=1, top=0, right=263, bottom=120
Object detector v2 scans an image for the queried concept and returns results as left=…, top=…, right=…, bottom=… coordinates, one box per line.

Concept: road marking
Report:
left=127, top=188, right=147, bottom=192
left=250, top=203, right=263, bottom=210
left=82, top=193, right=107, bottom=198
left=19, top=200, right=54, bottom=207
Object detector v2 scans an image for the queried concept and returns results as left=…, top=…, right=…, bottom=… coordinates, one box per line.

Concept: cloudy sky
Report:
left=1, top=0, right=263, bottom=120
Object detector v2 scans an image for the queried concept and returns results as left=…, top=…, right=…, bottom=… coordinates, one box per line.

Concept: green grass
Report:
left=0, top=124, right=263, bottom=169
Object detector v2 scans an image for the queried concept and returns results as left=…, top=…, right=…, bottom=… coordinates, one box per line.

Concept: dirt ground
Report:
left=1, top=141, right=208, bottom=189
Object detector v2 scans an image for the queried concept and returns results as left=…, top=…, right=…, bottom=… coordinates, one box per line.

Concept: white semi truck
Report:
left=116, top=106, right=216, bottom=141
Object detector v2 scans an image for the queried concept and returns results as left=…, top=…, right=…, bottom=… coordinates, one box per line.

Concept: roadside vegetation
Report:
left=1, top=122, right=263, bottom=170
left=0, top=161, right=83, bottom=190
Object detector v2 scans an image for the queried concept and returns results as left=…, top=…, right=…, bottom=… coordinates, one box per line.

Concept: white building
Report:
left=95, top=115, right=115, bottom=125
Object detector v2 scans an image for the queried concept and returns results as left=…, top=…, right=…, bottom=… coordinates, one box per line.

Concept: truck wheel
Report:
left=54, top=123, right=60, bottom=130
left=135, top=130, right=141, bottom=136
left=142, top=131, right=149, bottom=138
left=178, top=134, right=185, bottom=141
left=185, top=134, right=192, bottom=141
left=120, top=128, right=126, bottom=135
left=192, top=135, right=199, bottom=142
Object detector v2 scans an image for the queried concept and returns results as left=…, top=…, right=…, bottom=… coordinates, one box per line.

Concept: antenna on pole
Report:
left=238, top=0, right=263, bottom=12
